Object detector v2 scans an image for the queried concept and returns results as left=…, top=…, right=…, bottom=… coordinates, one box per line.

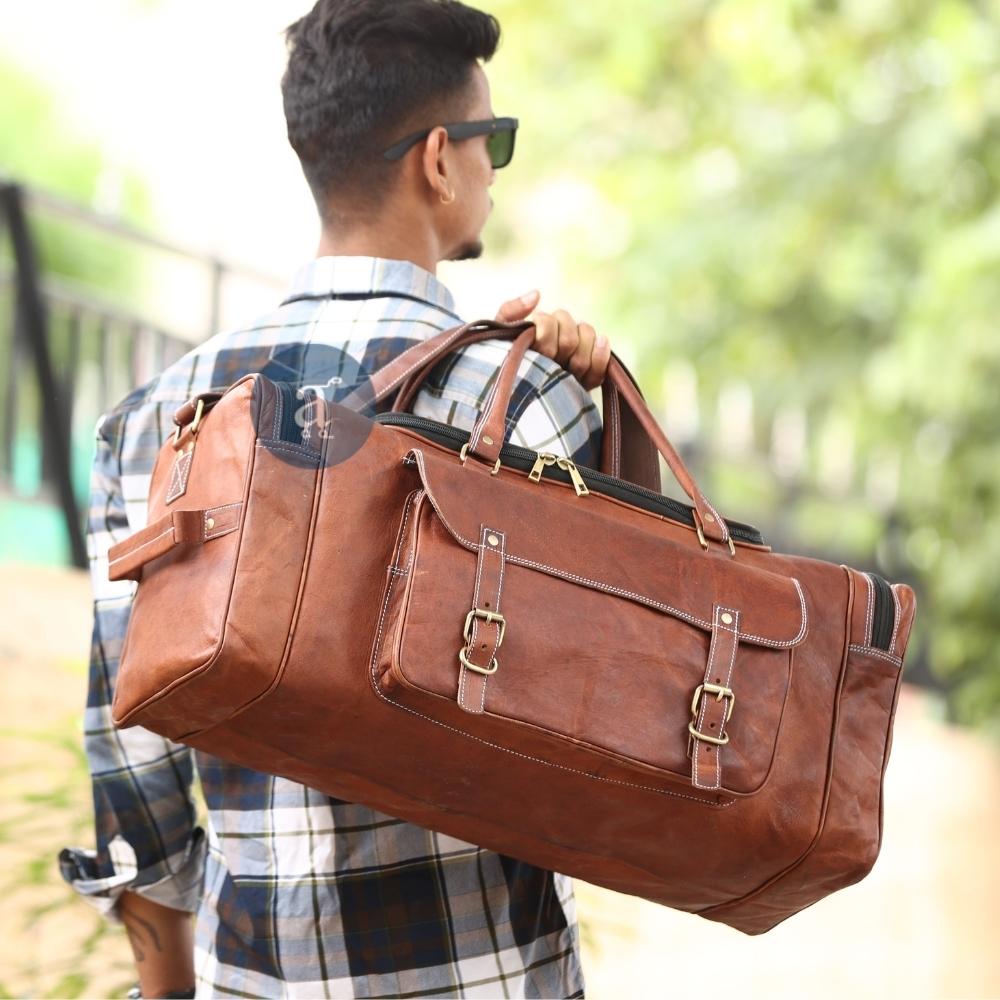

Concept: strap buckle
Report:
left=463, top=607, right=506, bottom=646
left=687, top=682, right=736, bottom=748
left=458, top=607, right=507, bottom=676
left=458, top=647, right=498, bottom=676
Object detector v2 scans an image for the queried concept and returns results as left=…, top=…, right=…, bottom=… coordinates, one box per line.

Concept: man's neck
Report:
left=316, top=226, right=440, bottom=276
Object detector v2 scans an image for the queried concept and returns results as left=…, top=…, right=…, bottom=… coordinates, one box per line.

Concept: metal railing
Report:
left=0, top=180, right=282, bottom=568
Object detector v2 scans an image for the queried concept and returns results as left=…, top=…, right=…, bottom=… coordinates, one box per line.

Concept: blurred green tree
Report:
left=485, top=0, right=1000, bottom=728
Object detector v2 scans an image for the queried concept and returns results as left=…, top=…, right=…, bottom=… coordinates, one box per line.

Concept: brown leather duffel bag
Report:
left=107, top=320, right=915, bottom=935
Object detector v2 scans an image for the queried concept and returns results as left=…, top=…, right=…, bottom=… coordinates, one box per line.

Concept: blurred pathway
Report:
left=1, top=565, right=997, bottom=999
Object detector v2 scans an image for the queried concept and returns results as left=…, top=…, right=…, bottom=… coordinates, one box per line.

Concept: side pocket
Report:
left=370, top=489, right=425, bottom=699
left=698, top=567, right=915, bottom=934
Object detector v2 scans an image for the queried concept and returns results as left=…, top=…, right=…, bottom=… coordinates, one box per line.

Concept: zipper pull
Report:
left=529, top=451, right=557, bottom=481
left=556, top=456, right=590, bottom=496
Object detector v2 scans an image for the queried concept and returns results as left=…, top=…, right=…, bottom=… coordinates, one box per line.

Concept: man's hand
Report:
left=496, top=291, right=611, bottom=391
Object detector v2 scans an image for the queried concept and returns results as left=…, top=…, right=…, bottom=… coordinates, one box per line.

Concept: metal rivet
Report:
left=483, top=435, right=494, bottom=445
left=206, top=517, right=216, bottom=530
left=487, top=534, right=500, bottom=546
left=704, top=513, right=715, bottom=523
left=721, top=612, right=733, bottom=625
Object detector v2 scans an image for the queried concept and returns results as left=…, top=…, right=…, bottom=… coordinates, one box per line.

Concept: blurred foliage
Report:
left=0, top=58, right=149, bottom=293
left=485, top=0, right=1000, bottom=728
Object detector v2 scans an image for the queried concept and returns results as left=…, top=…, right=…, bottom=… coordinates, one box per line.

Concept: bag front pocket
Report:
left=371, top=455, right=808, bottom=801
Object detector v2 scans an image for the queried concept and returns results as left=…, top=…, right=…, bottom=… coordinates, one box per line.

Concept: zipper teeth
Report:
left=869, top=573, right=895, bottom=651
left=374, top=411, right=765, bottom=545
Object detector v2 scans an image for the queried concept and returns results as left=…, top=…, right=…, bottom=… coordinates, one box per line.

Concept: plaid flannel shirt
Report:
left=61, top=256, right=602, bottom=999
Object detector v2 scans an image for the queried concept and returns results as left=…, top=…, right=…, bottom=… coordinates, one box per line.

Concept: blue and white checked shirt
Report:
left=62, top=256, right=603, bottom=999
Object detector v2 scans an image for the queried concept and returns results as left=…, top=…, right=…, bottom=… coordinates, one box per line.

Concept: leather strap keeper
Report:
left=108, top=502, right=242, bottom=582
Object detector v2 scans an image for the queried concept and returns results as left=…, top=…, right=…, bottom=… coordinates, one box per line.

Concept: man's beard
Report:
left=451, top=239, right=484, bottom=261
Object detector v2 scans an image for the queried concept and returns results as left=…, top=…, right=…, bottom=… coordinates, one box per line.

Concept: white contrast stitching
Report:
left=609, top=387, right=621, bottom=478
left=863, top=573, right=874, bottom=646
left=698, top=492, right=731, bottom=544
left=459, top=526, right=506, bottom=713
left=368, top=571, right=732, bottom=807
left=406, top=447, right=808, bottom=649
left=207, top=501, right=243, bottom=515
left=272, top=385, right=282, bottom=441
left=480, top=528, right=506, bottom=712
left=378, top=325, right=472, bottom=396
left=711, top=608, right=740, bottom=789
left=166, top=451, right=189, bottom=503
left=203, top=503, right=243, bottom=540
left=890, top=584, right=902, bottom=655
left=469, top=369, right=503, bottom=453
left=387, top=489, right=422, bottom=577
left=848, top=643, right=903, bottom=667
left=261, top=442, right=321, bottom=462
left=204, top=523, right=238, bottom=541
left=692, top=607, right=739, bottom=790
left=108, top=525, right=174, bottom=568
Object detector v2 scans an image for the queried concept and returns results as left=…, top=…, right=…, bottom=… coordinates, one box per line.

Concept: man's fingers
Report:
left=566, top=321, right=597, bottom=384
left=578, top=326, right=611, bottom=390
left=550, top=310, right=579, bottom=363
left=495, top=289, right=540, bottom=323
left=530, top=311, right=556, bottom=356
left=530, top=310, right=611, bottom=389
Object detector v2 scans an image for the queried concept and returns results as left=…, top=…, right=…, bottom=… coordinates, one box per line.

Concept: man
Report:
left=61, top=1, right=611, bottom=996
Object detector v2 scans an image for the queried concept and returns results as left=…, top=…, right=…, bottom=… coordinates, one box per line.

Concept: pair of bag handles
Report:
left=367, top=319, right=732, bottom=548
left=173, top=319, right=732, bottom=548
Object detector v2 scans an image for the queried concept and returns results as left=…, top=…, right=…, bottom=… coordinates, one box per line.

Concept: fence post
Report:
left=0, top=182, right=87, bottom=569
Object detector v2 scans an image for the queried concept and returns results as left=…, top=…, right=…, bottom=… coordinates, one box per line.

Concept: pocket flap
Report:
left=404, top=447, right=807, bottom=649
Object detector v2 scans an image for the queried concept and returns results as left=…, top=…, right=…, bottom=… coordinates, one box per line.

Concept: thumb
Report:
left=495, top=289, right=540, bottom=322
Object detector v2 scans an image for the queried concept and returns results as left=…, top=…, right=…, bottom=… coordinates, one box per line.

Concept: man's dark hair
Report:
left=282, top=0, right=501, bottom=219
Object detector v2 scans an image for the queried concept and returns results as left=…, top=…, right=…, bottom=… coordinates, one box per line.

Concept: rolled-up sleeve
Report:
left=59, top=410, right=205, bottom=920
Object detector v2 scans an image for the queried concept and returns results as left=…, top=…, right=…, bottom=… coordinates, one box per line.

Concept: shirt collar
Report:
left=283, top=255, right=458, bottom=317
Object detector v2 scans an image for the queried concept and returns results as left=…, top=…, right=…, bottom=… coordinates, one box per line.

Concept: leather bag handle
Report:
left=373, top=320, right=662, bottom=494
left=170, top=320, right=662, bottom=495
left=465, top=326, right=732, bottom=547
left=108, top=503, right=242, bottom=582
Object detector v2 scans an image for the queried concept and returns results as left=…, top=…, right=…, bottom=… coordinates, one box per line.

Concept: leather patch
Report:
left=166, top=444, right=194, bottom=505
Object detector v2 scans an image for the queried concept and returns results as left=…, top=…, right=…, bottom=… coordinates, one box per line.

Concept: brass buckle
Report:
left=695, top=518, right=737, bottom=557
left=458, top=646, right=498, bottom=676
left=688, top=682, right=735, bottom=748
left=173, top=397, right=205, bottom=448
left=458, top=607, right=506, bottom=677
left=690, top=682, right=736, bottom=722
left=687, top=721, right=729, bottom=746
left=459, top=441, right=501, bottom=476
left=463, top=607, right=506, bottom=646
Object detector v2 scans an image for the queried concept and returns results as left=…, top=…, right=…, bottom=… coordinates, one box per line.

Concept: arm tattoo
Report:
left=124, top=910, right=163, bottom=963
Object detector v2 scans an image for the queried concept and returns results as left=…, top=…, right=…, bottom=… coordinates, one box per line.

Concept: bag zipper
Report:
left=868, top=573, right=896, bottom=651
left=373, top=411, right=765, bottom=546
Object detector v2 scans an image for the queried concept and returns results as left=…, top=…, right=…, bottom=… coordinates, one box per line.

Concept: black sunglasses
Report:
left=382, top=116, right=519, bottom=169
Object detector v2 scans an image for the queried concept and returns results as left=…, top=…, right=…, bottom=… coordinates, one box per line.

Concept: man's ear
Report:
left=421, top=126, right=453, bottom=203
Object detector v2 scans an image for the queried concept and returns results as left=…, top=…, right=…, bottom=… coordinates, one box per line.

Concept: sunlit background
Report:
left=1, top=1, right=998, bottom=997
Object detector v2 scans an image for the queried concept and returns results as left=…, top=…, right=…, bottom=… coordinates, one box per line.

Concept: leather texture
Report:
left=107, top=320, right=916, bottom=935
